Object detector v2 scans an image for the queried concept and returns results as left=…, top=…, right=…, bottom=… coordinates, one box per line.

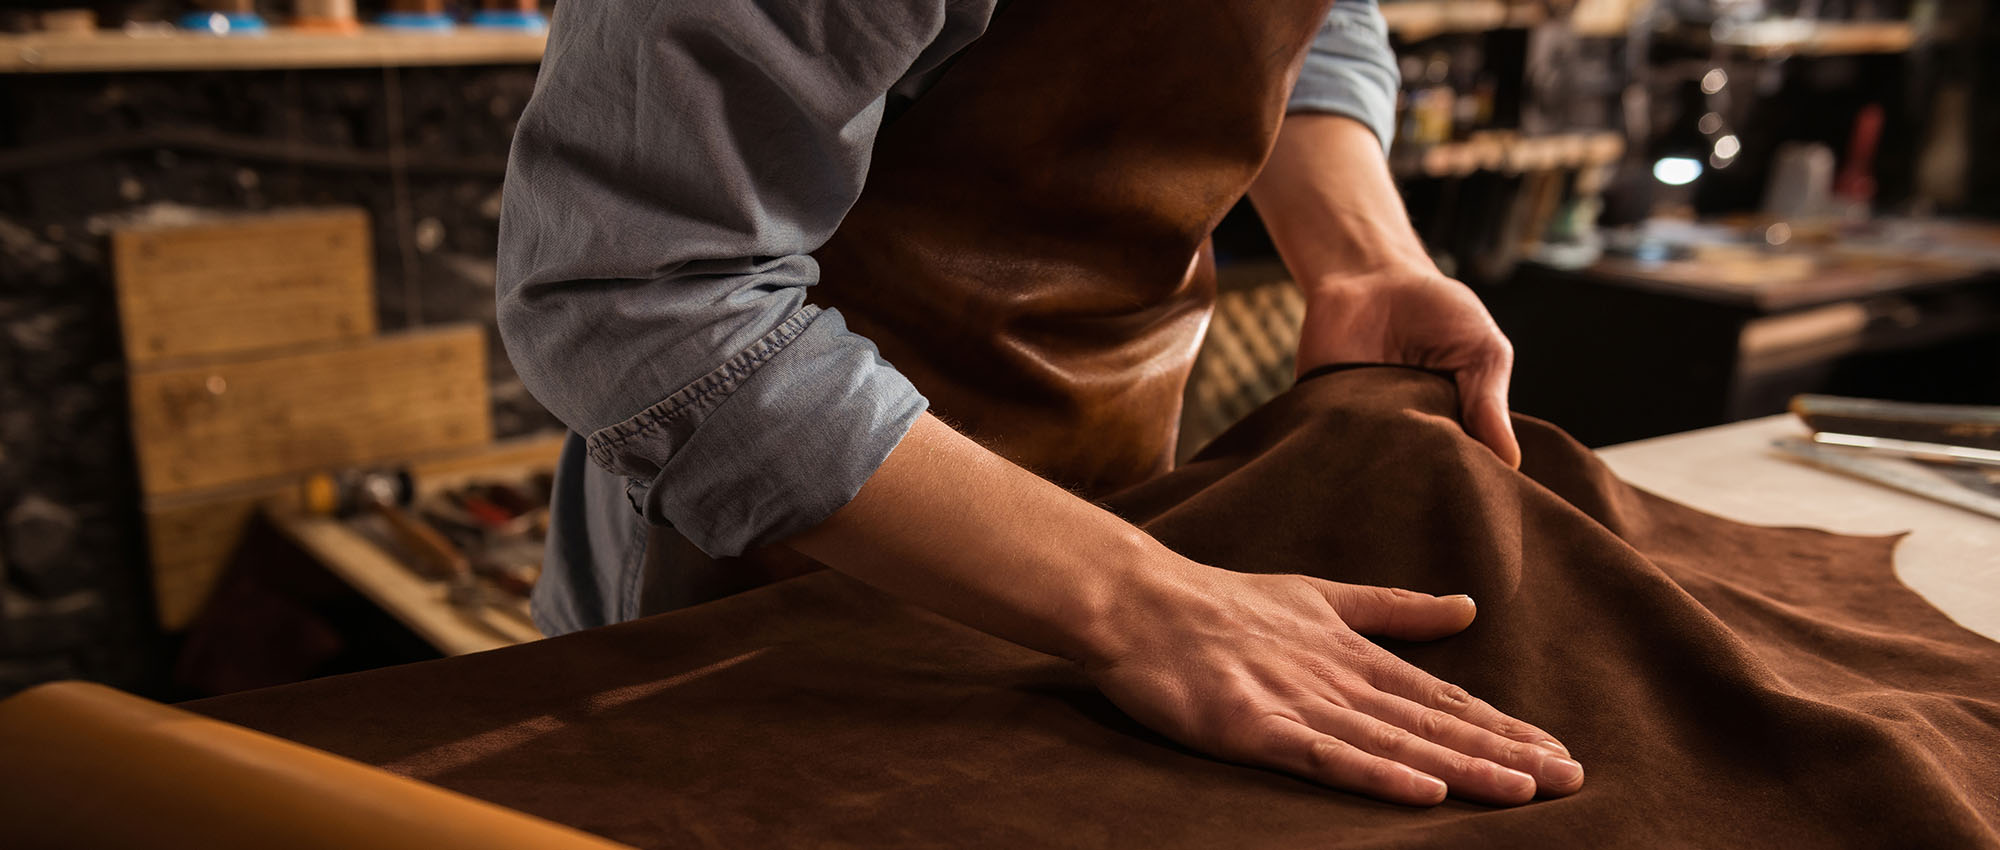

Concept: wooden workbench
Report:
left=267, top=433, right=566, bottom=657
left=1497, top=222, right=2000, bottom=447
left=1601, top=414, right=2000, bottom=641
left=275, top=514, right=540, bottom=656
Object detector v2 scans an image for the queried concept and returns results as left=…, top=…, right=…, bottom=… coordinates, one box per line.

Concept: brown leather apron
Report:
left=641, top=0, right=1340, bottom=612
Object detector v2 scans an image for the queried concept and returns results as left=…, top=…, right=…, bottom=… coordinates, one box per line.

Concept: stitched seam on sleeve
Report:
left=584, top=304, right=823, bottom=471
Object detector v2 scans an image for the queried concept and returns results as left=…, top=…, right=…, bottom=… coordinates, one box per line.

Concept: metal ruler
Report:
left=1773, top=437, right=2000, bottom=521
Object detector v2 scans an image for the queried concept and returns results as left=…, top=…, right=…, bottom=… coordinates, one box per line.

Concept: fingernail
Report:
left=1442, top=594, right=1475, bottom=605
left=1494, top=765, right=1537, bottom=798
left=1540, top=757, right=1584, bottom=788
left=1535, top=740, right=1570, bottom=757
left=1409, top=771, right=1448, bottom=802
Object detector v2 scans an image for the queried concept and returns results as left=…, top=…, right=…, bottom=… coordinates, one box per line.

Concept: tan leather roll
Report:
left=0, top=681, right=632, bottom=850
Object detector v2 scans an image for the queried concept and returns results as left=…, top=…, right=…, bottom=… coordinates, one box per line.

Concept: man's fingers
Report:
left=1364, top=658, right=1571, bottom=758
left=1455, top=364, right=1521, bottom=469
left=1358, top=692, right=1584, bottom=797
left=1309, top=704, right=1540, bottom=806
left=1318, top=582, right=1476, bottom=641
left=1245, top=715, right=1448, bottom=806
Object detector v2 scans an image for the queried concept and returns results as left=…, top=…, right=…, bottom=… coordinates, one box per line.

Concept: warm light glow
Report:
left=1701, top=68, right=1728, bottom=94
left=1765, top=222, right=1793, bottom=246
left=1713, top=134, right=1741, bottom=159
left=1698, top=112, right=1723, bottom=135
left=1653, top=157, right=1704, bottom=186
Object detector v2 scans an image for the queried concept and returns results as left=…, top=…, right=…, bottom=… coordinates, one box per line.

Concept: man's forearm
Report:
left=785, top=117, right=1437, bottom=658
left=1248, top=113, right=1434, bottom=289
left=784, top=411, right=1579, bottom=806
left=787, top=411, right=1162, bottom=667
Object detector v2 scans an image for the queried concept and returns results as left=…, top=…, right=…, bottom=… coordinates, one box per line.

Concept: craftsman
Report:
left=497, top=0, right=1584, bottom=808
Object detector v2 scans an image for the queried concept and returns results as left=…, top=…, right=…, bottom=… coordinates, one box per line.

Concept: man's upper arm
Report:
left=1287, top=0, right=1401, bottom=153
left=495, top=0, right=955, bottom=556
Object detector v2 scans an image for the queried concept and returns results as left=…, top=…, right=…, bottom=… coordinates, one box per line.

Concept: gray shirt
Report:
left=497, top=0, right=1400, bottom=563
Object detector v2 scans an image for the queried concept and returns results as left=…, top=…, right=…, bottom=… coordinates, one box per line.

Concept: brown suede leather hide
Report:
left=189, top=367, right=2000, bottom=849
left=185, top=1, right=2000, bottom=842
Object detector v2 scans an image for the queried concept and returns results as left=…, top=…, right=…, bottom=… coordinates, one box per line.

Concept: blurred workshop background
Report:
left=0, top=0, right=1994, bottom=701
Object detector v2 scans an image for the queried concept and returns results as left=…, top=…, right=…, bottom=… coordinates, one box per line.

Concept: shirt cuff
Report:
left=585, top=305, right=928, bottom=557
left=1286, top=3, right=1401, bottom=154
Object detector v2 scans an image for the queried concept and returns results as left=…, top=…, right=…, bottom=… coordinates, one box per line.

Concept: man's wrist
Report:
left=1054, top=522, right=1189, bottom=670
left=1248, top=112, right=1436, bottom=297
left=1296, top=261, right=1440, bottom=304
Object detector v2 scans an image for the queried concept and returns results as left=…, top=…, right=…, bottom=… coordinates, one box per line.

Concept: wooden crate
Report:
left=109, top=210, right=511, bottom=629
left=145, top=484, right=295, bottom=631
left=127, top=324, right=493, bottom=496
left=112, top=208, right=375, bottom=365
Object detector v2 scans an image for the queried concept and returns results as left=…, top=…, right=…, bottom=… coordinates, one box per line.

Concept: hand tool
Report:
left=1811, top=432, right=2000, bottom=470
left=1791, top=395, right=2000, bottom=452
left=1772, top=437, right=2000, bottom=521
left=300, top=469, right=501, bottom=616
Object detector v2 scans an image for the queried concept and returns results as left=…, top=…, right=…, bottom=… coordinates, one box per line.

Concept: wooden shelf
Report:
left=1, top=4, right=1617, bottom=74
left=1390, top=131, right=1624, bottom=178
left=1707, top=19, right=1917, bottom=58
left=1380, top=1, right=1544, bottom=40
left=0, top=3, right=1608, bottom=74
left=0, top=25, right=545, bottom=74
left=1569, top=0, right=1646, bottom=38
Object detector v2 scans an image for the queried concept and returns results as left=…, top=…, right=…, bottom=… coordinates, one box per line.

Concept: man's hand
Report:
left=1295, top=269, right=1519, bottom=466
left=1248, top=112, right=1522, bottom=467
left=1087, top=561, right=1579, bottom=806
left=791, top=414, right=1582, bottom=806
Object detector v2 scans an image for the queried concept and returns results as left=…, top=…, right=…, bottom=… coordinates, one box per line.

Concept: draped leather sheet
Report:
left=189, top=367, right=2000, bottom=848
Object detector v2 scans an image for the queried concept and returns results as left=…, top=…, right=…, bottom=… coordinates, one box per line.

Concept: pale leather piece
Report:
left=0, top=681, right=633, bottom=850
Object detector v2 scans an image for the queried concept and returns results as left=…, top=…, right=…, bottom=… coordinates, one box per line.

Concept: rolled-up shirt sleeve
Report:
left=1287, top=0, right=1401, bottom=153
left=497, top=0, right=952, bottom=556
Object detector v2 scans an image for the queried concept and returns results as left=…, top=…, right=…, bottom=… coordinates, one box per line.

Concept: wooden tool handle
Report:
left=371, top=502, right=471, bottom=582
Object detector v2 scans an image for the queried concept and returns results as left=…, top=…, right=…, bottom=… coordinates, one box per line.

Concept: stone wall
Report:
left=0, top=63, right=556, bottom=697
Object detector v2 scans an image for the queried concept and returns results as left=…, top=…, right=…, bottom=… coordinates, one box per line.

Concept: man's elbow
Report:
left=493, top=281, right=579, bottom=433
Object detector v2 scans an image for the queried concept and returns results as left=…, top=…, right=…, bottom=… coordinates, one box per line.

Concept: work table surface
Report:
left=1600, top=414, right=2000, bottom=642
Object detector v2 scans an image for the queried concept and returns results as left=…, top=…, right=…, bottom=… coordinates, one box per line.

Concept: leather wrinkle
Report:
left=194, top=3, right=1976, bottom=841
left=186, top=367, right=2000, bottom=848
